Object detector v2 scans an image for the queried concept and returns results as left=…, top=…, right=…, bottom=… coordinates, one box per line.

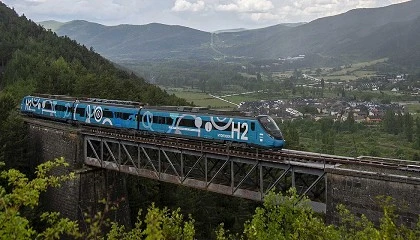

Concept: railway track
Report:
left=81, top=125, right=420, bottom=173
left=24, top=117, right=420, bottom=173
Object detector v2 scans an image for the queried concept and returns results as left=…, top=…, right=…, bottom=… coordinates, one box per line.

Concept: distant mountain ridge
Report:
left=40, top=0, right=420, bottom=65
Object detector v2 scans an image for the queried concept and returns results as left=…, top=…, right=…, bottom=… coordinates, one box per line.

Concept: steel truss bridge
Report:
left=83, top=129, right=337, bottom=212
left=83, top=128, right=420, bottom=213
left=24, top=117, right=420, bottom=214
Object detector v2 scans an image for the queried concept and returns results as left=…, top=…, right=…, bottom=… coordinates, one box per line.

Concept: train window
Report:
left=166, top=117, right=173, bottom=125
left=158, top=116, right=165, bottom=124
left=76, top=108, right=85, bottom=117
left=251, top=122, right=255, bottom=131
left=103, top=110, right=113, bottom=118
left=153, top=116, right=159, bottom=123
left=258, top=116, right=283, bottom=139
left=218, top=122, right=231, bottom=132
left=44, top=102, right=52, bottom=109
left=122, top=113, right=131, bottom=120
left=179, top=118, right=195, bottom=127
left=55, top=105, right=67, bottom=112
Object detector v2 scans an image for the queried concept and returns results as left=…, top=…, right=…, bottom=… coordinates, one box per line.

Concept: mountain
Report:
left=39, top=20, right=65, bottom=31
left=41, top=20, right=213, bottom=61
left=40, top=0, right=420, bottom=65
left=214, top=0, right=420, bottom=60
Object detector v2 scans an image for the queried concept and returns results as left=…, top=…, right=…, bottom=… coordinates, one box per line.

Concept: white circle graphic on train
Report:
left=210, top=117, right=233, bottom=131
left=94, top=106, right=103, bottom=122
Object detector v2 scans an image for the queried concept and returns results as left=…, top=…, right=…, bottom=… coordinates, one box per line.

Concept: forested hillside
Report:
left=44, top=20, right=213, bottom=61
left=0, top=2, right=188, bottom=106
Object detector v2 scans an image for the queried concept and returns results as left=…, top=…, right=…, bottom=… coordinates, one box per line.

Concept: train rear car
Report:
left=20, top=95, right=74, bottom=121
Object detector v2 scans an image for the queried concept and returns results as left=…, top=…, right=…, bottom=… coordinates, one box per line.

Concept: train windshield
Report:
left=258, top=116, right=283, bottom=140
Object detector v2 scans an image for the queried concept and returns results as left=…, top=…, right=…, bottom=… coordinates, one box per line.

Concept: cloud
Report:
left=2, top=0, right=414, bottom=32
left=266, top=0, right=410, bottom=23
left=171, top=0, right=205, bottom=12
left=216, top=0, right=274, bottom=13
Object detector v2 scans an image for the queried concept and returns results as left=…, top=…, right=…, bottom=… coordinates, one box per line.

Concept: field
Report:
left=165, top=58, right=416, bottom=112
left=165, top=88, right=285, bottom=109
left=166, top=89, right=236, bottom=108
left=327, top=58, right=387, bottom=76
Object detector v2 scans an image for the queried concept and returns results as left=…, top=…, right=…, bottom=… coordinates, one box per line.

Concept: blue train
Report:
left=20, top=95, right=285, bottom=149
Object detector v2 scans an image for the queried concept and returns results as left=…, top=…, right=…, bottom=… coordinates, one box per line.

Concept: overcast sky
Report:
left=2, top=0, right=411, bottom=32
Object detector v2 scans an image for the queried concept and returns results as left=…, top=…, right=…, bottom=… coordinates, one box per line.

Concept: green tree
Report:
left=415, top=118, right=420, bottom=149
left=383, top=109, right=396, bottom=134
left=337, top=196, right=420, bottom=240
left=0, top=157, right=80, bottom=239
left=0, top=157, right=196, bottom=239
left=346, top=111, right=355, bottom=133
left=108, top=204, right=195, bottom=240
left=242, top=188, right=339, bottom=240
left=404, top=113, right=414, bottom=142
left=0, top=93, right=28, bottom=168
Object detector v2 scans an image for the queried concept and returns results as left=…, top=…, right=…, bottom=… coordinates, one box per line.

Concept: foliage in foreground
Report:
left=216, top=189, right=420, bottom=240
left=0, top=157, right=79, bottom=239
left=0, top=158, right=195, bottom=239
left=1, top=158, right=419, bottom=239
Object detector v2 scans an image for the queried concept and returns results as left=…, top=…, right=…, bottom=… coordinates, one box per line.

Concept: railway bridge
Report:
left=25, top=118, right=420, bottom=228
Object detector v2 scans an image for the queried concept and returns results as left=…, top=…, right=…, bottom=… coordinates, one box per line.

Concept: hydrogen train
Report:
left=20, top=95, right=285, bottom=149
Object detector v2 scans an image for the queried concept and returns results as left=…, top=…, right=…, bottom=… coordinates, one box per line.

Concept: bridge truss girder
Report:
left=84, top=135, right=327, bottom=212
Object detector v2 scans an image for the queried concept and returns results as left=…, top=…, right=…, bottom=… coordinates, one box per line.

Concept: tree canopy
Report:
left=0, top=2, right=188, bottom=106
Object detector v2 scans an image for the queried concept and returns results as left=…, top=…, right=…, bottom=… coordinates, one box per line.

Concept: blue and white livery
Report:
left=21, top=95, right=285, bottom=149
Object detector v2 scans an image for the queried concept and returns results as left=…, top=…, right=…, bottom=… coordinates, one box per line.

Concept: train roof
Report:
left=29, top=94, right=144, bottom=108
left=26, top=95, right=254, bottom=117
left=29, top=94, right=76, bottom=101
left=143, top=105, right=255, bottom=118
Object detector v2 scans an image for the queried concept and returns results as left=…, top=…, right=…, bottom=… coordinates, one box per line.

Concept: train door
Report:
left=73, top=103, right=86, bottom=122
left=113, top=110, right=122, bottom=127
left=117, top=109, right=138, bottom=129
left=153, top=113, right=166, bottom=133
left=248, top=120, right=257, bottom=145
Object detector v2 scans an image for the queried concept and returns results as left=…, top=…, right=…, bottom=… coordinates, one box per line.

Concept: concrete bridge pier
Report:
left=26, top=120, right=131, bottom=231
left=326, top=166, right=420, bottom=228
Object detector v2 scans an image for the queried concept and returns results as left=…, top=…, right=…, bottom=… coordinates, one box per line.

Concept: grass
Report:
left=167, top=88, right=288, bottom=109
left=166, top=89, right=237, bottom=109
left=401, top=102, right=420, bottom=114
left=299, top=128, right=420, bottom=160
left=329, top=58, right=387, bottom=75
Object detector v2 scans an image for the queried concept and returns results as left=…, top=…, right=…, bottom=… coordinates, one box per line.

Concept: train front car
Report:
left=138, top=107, right=285, bottom=149
left=255, top=115, right=285, bottom=149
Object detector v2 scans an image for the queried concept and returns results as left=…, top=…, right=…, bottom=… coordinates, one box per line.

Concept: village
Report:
left=239, top=98, right=405, bottom=123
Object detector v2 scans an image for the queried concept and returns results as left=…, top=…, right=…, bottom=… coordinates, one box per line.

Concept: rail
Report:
left=24, top=117, right=420, bottom=173
left=81, top=125, right=420, bottom=173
